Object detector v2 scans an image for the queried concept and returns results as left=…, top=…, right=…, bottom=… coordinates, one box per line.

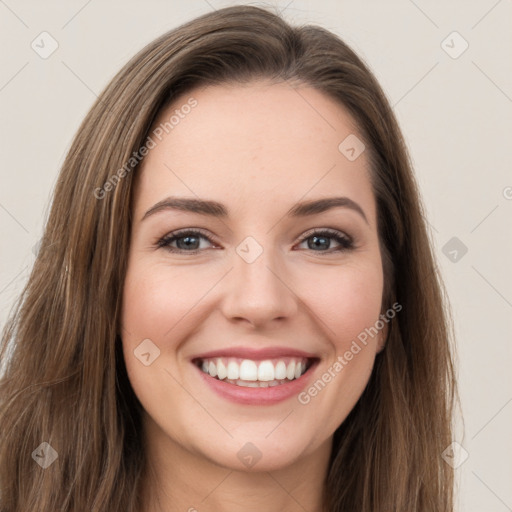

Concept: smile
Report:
left=191, top=346, right=320, bottom=405
left=195, top=356, right=312, bottom=387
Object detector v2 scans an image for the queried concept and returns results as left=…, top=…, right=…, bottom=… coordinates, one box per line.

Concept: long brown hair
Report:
left=0, top=5, right=459, bottom=511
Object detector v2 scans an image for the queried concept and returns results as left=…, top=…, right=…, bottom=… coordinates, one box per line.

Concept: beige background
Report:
left=1, top=1, right=511, bottom=510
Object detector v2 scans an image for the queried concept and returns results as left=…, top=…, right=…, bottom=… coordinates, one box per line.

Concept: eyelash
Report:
left=156, top=228, right=354, bottom=255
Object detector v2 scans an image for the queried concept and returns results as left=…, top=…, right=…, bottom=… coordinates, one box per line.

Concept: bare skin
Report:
left=121, top=80, right=387, bottom=512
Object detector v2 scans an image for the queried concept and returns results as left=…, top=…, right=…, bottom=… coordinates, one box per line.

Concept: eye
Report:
left=156, top=229, right=217, bottom=254
left=295, top=229, right=354, bottom=253
left=156, top=228, right=354, bottom=255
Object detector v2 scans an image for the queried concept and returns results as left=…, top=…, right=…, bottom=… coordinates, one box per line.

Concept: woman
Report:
left=0, top=5, right=458, bottom=511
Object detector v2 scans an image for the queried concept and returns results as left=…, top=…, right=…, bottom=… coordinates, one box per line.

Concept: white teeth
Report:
left=225, top=378, right=289, bottom=387
left=274, top=361, right=287, bottom=380
left=198, top=356, right=311, bottom=384
left=227, top=361, right=239, bottom=380
left=216, top=359, right=227, bottom=380
left=239, top=360, right=258, bottom=381
left=257, top=360, right=275, bottom=381
left=286, top=361, right=296, bottom=380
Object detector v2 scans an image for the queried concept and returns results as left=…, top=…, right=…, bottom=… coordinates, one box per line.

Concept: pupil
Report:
left=178, top=236, right=199, bottom=250
left=310, top=236, right=329, bottom=250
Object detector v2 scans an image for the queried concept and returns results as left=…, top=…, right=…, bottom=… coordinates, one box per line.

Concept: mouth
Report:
left=192, top=356, right=319, bottom=388
left=190, top=346, right=321, bottom=405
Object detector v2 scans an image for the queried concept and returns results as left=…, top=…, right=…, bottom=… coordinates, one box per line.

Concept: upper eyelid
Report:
left=299, top=227, right=351, bottom=240
left=164, top=228, right=219, bottom=244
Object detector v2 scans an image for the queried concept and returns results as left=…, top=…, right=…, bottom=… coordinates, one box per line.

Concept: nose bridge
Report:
left=221, top=235, right=297, bottom=324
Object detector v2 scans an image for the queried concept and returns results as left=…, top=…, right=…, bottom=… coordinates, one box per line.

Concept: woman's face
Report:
left=121, top=81, right=386, bottom=472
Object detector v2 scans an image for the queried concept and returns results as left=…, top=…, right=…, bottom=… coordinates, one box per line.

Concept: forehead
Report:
left=134, top=81, right=376, bottom=225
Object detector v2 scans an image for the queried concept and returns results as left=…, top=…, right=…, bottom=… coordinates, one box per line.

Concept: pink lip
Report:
left=192, top=358, right=320, bottom=406
left=191, top=346, right=318, bottom=362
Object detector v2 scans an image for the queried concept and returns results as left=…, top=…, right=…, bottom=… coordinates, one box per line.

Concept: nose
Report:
left=220, top=245, right=298, bottom=328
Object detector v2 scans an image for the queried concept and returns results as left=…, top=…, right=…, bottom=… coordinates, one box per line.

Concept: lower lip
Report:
left=193, top=360, right=319, bottom=405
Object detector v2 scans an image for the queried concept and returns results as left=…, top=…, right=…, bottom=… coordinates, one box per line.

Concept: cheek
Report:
left=119, top=262, right=192, bottom=405
left=298, top=259, right=384, bottom=348
left=121, top=261, right=202, bottom=341
left=292, top=262, right=384, bottom=436
left=120, top=259, right=224, bottom=415
left=120, top=262, right=202, bottom=433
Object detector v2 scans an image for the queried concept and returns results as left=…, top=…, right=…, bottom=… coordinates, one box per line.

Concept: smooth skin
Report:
left=121, top=80, right=387, bottom=512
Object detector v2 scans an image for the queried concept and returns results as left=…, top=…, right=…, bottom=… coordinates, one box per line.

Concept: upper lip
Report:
left=191, top=346, right=319, bottom=361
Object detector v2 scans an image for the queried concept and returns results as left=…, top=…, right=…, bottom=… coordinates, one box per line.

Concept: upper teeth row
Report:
left=200, top=358, right=308, bottom=381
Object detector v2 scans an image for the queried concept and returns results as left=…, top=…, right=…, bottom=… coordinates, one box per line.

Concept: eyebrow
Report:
left=141, top=196, right=369, bottom=224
